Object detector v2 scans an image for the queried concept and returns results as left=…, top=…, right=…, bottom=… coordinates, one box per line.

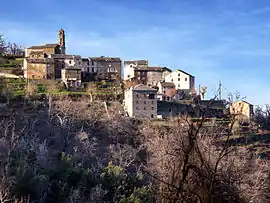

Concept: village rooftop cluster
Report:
left=0, top=29, right=254, bottom=120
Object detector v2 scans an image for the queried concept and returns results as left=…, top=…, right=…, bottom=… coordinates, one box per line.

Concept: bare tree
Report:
left=141, top=101, right=269, bottom=203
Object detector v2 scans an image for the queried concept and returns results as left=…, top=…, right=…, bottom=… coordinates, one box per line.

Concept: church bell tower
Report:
left=58, top=28, right=66, bottom=54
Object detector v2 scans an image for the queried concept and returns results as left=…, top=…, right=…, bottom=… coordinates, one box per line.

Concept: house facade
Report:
left=123, top=60, right=148, bottom=80
left=82, top=56, right=122, bottom=81
left=230, top=100, right=254, bottom=120
left=124, top=84, right=157, bottom=119
left=61, top=67, right=81, bottom=88
left=50, top=54, right=82, bottom=79
left=23, top=58, right=55, bottom=79
left=157, top=82, right=176, bottom=101
left=165, top=70, right=195, bottom=92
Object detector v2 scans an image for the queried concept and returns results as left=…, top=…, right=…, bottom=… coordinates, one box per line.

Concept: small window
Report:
left=151, top=107, right=154, bottom=110
left=178, top=78, right=180, bottom=81
left=151, top=114, right=154, bottom=118
left=92, top=68, right=94, bottom=72
left=136, top=94, right=139, bottom=98
left=78, top=62, right=81, bottom=65
left=178, top=73, right=180, bottom=76
left=152, top=101, right=154, bottom=104
left=163, top=90, right=165, bottom=94
left=144, top=101, right=146, bottom=104
left=87, top=62, right=89, bottom=65
left=136, top=107, right=139, bottom=110
left=163, top=96, right=165, bottom=100
left=32, top=55, right=34, bottom=57
left=185, top=78, right=187, bottom=81
left=169, top=109, right=172, bottom=112
left=144, top=107, right=146, bottom=110
left=92, top=62, right=94, bottom=65
left=178, top=84, right=180, bottom=88
left=136, top=101, right=139, bottom=104
left=69, top=61, right=72, bottom=64
left=167, top=97, right=170, bottom=100
left=171, top=79, right=173, bottom=82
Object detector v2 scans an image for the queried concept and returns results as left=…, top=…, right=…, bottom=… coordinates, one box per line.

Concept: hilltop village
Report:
left=0, top=29, right=254, bottom=120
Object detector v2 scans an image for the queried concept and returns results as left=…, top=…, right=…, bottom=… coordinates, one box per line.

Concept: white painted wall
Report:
left=124, top=63, right=136, bottom=80
left=165, top=70, right=195, bottom=90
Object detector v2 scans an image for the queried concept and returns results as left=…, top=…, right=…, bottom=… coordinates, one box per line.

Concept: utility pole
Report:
left=218, top=80, right=222, bottom=100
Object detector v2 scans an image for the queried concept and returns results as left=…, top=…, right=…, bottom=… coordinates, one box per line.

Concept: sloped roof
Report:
left=50, top=54, right=81, bottom=59
left=26, top=58, right=54, bottom=64
left=124, top=60, right=148, bottom=66
left=176, top=69, right=195, bottom=77
left=159, top=82, right=175, bottom=88
left=28, top=44, right=59, bottom=49
left=89, top=56, right=121, bottom=62
left=134, top=66, right=171, bottom=72
left=133, top=84, right=157, bottom=91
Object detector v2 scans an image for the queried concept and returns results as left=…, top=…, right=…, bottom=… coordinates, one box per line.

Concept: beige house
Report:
left=124, top=84, right=157, bottom=119
left=230, top=100, right=254, bottom=119
left=61, top=67, right=81, bottom=88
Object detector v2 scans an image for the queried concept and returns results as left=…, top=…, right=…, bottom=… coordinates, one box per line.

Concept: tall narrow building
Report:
left=58, top=28, right=66, bottom=54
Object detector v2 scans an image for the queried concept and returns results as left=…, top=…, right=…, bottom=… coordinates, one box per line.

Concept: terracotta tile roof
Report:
left=133, top=84, right=157, bottom=91
left=89, top=56, right=121, bottom=62
left=26, top=58, right=54, bottom=64
left=124, top=60, right=148, bottom=66
left=160, top=82, right=175, bottom=88
left=27, top=44, right=59, bottom=49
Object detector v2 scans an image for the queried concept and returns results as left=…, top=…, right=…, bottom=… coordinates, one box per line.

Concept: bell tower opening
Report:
left=58, top=28, right=66, bottom=54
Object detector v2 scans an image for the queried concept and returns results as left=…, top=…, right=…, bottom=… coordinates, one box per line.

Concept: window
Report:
left=62, top=64, right=64, bottom=68
left=185, top=78, right=187, bottom=81
left=87, top=62, right=89, bottom=65
left=178, top=78, right=180, bottom=81
left=136, top=101, right=139, bottom=104
left=178, top=84, right=180, bottom=88
left=148, top=94, right=155, bottom=99
left=163, top=96, right=166, bottom=100
left=69, top=61, right=72, bottom=64
left=171, top=79, right=173, bottom=82
left=92, top=68, right=94, bottom=72
left=144, top=107, right=146, bottom=110
left=167, top=97, right=170, bottom=100
left=163, top=90, right=165, bottom=94
left=169, top=109, right=172, bottom=112
left=152, top=101, right=154, bottom=104
left=136, top=107, right=139, bottom=110
left=144, top=101, right=146, bottom=104
left=32, top=55, right=34, bottom=57
left=92, top=62, right=94, bottom=65
left=151, top=114, right=154, bottom=118
left=78, top=62, right=81, bottom=65
left=151, top=107, right=154, bottom=110
left=136, top=94, right=139, bottom=98
left=178, top=73, right=180, bottom=76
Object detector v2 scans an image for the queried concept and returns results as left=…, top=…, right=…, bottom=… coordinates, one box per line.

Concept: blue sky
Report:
left=1, top=0, right=270, bottom=105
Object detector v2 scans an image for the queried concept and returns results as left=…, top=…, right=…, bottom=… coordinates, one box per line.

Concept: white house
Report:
left=165, top=69, right=195, bottom=92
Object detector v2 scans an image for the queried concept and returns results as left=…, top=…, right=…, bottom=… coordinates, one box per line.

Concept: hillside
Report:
left=0, top=96, right=269, bottom=202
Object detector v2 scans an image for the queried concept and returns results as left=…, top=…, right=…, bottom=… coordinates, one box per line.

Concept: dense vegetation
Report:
left=0, top=94, right=269, bottom=203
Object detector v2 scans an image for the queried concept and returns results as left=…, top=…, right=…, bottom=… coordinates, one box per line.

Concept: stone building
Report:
left=230, top=100, right=254, bottom=120
left=23, top=28, right=66, bottom=79
left=61, top=66, right=81, bottom=88
left=124, top=84, right=157, bottom=119
left=123, top=60, right=148, bottom=80
left=23, top=58, right=55, bottom=79
left=157, top=82, right=176, bottom=101
left=50, top=54, right=82, bottom=79
left=165, top=69, right=195, bottom=95
left=81, top=56, right=122, bottom=81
